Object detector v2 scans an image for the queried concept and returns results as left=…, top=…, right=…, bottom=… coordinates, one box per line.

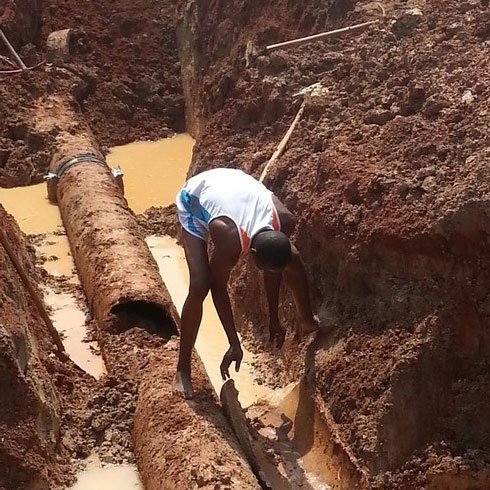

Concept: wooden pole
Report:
left=259, top=99, right=306, bottom=183
left=0, top=27, right=27, bottom=70
left=266, top=20, right=379, bottom=53
left=0, top=229, right=67, bottom=357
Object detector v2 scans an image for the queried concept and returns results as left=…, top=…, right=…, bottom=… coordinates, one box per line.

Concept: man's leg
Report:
left=283, top=245, right=319, bottom=337
left=173, top=229, right=210, bottom=399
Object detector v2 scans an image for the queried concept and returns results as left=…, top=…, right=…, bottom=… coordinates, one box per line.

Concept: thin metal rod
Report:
left=0, top=27, right=27, bottom=69
left=266, top=20, right=379, bottom=53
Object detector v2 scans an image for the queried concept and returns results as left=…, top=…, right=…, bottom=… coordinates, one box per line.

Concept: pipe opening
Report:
left=110, top=301, right=178, bottom=338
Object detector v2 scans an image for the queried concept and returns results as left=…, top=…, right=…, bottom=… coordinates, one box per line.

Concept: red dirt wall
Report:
left=0, top=205, right=61, bottom=489
left=180, top=0, right=490, bottom=487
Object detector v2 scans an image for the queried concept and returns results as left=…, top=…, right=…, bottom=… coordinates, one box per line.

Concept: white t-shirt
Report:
left=176, top=168, right=281, bottom=255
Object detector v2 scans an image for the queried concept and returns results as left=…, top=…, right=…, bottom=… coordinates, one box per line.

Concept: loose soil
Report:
left=0, top=204, right=90, bottom=489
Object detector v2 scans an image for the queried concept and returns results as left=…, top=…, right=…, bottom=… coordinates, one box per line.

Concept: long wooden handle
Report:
left=260, top=99, right=306, bottom=183
left=0, top=229, right=66, bottom=355
left=266, top=20, right=379, bottom=53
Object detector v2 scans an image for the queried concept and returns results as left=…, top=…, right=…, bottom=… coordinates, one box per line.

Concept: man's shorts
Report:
left=176, top=189, right=210, bottom=241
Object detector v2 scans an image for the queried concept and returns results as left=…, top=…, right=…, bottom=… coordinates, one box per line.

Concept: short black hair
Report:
left=252, top=231, right=291, bottom=270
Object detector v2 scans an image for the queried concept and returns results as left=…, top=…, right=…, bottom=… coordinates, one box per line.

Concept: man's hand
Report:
left=220, top=344, right=243, bottom=380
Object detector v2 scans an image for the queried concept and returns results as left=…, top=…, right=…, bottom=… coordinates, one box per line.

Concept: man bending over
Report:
left=173, top=168, right=318, bottom=399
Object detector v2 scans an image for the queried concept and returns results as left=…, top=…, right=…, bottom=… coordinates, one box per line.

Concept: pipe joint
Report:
left=46, top=154, right=124, bottom=202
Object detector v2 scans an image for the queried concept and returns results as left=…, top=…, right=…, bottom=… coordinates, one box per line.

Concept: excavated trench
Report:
left=0, top=132, right=345, bottom=489
left=2, top=0, right=490, bottom=488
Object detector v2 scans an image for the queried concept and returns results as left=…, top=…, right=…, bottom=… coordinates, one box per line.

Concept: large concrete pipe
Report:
left=33, top=96, right=263, bottom=488
left=39, top=96, right=178, bottom=336
left=132, top=339, right=261, bottom=490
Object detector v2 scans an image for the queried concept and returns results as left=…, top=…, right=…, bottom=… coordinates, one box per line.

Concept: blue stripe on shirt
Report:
left=179, top=190, right=212, bottom=223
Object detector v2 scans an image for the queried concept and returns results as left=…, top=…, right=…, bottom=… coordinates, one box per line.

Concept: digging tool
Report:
left=0, top=228, right=69, bottom=361
left=259, top=99, right=306, bottom=183
left=265, top=3, right=385, bottom=54
left=259, top=82, right=329, bottom=183
left=0, top=27, right=27, bottom=70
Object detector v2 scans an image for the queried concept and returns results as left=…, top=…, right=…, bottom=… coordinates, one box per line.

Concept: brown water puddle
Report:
left=107, top=134, right=195, bottom=213
left=37, top=234, right=79, bottom=282
left=70, top=454, right=142, bottom=490
left=247, top=381, right=335, bottom=490
left=0, top=183, right=61, bottom=235
left=44, top=287, right=104, bottom=378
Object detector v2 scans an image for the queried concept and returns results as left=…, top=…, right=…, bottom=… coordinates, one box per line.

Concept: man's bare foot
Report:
left=173, top=371, right=194, bottom=399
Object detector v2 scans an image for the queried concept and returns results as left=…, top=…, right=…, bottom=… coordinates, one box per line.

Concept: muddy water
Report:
left=276, top=382, right=335, bottom=489
left=107, top=134, right=194, bottom=213
left=44, top=287, right=104, bottom=378
left=0, top=183, right=61, bottom=235
left=70, top=455, right=142, bottom=490
left=71, top=466, right=142, bottom=489
left=0, top=184, right=104, bottom=378
left=37, top=234, right=79, bottom=281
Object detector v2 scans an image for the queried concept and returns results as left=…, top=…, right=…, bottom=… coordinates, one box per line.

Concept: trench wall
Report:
left=0, top=205, right=61, bottom=490
left=177, top=0, right=490, bottom=485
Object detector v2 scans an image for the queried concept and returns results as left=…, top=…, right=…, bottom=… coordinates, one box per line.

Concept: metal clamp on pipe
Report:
left=46, top=154, right=124, bottom=203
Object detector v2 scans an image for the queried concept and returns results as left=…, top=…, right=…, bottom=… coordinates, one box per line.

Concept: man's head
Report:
left=251, top=230, right=291, bottom=272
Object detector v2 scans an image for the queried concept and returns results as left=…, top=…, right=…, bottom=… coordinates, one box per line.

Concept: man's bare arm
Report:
left=208, top=218, right=243, bottom=378
left=263, top=271, right=286, bottom=347
left=284, top=244, right=319, bottom=336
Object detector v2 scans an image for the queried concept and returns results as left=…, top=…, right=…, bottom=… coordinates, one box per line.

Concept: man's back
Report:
left=177, top=168, right=280, bottom=253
